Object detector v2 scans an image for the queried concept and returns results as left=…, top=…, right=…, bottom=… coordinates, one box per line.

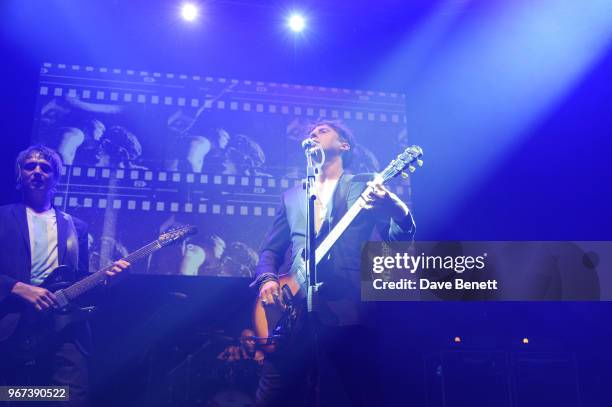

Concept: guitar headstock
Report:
left=158, top=225, right=198, bottom=247
left=380, top=145, right=423, bottom=183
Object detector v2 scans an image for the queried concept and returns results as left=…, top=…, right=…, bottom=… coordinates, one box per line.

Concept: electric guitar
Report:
left=0, top=225, right=197, bottom=359
left=253, top=146, right=423, bottom=352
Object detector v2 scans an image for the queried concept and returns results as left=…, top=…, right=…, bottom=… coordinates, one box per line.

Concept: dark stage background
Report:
left=2, top=0, right=612, bottom=406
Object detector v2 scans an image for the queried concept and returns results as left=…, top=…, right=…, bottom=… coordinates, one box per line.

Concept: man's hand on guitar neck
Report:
left=259, top=280, right=284, bottom=307
left=362, top=180, right=410, bottom=223
left=106, top=259, right=131, bottom=277
left=10, top=282, right=58, bottom=311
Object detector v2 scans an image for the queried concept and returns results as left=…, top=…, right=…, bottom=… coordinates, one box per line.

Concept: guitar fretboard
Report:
left=60, top=240, right=162, bottom=301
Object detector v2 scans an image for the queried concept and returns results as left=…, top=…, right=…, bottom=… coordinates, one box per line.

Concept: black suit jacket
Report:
left=0, top=203, right=89, bottom=304
left=255, top=173, right=416, bottom=325
left=0, top=203, right=92, bottom=356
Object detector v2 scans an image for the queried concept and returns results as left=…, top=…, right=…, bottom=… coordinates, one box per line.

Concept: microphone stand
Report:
left=303, top=146, right=321, bottom=314
left=303, top=145, right=323, bottom=406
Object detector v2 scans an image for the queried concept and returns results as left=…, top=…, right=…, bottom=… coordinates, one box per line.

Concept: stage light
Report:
left=454, top=336, right=461, bottom=343
left=288, top=14, right=306, bottom=32
left=522, top=337, right=529, bottom=344
left=181, top=3, right=199, bottom=22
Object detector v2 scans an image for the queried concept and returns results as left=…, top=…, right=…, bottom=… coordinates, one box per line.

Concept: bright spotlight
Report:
left=288, top=14, right=306, bottom=32
left=181, top=3, right=199, bottom=22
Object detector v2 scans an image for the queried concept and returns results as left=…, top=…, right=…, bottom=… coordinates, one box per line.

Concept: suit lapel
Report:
left=55, top=207, right=67, bottom=265
left=317, top=173, right=352, bottom=237
left=327, top=173, right=351, bottom=227
left=291, top=173, right=352, bottom=238
left=295, top=184, right=307, bottom=227
left=13, top=203, right=32, bottom=274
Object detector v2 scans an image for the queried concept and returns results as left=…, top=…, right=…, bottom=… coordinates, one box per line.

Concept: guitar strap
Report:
left=61, top=212, right=80, bottom=274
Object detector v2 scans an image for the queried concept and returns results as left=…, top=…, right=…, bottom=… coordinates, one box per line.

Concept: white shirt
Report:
left=26, top=207, right=59, bottom=285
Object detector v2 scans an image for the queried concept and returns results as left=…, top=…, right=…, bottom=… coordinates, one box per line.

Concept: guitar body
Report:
left=253, top=272, right=303, bottom=353
left=0, top=265, right=86, bottom=360
left=253, top=247, right=325, bottom=353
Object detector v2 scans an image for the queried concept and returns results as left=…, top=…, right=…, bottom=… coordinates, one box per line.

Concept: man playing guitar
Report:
left=0, top=145, right=129, bottom=406
left=252, top=120, right=416, bottom=406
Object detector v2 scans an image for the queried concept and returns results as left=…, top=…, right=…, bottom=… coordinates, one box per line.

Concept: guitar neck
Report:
left=60, top=240, right=162, bottom=301
left=311, top=145, right=422, bottom=266
left=314, top=191, right=368, bottom=266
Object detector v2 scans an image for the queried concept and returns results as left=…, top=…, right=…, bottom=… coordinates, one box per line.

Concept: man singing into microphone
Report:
left=252, top=120, right=416, bottom=406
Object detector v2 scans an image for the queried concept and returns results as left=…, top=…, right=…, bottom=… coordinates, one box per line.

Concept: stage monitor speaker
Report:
left=425, top=351, right=512, bottom=407
left=511, top=352, right=580, bottom=407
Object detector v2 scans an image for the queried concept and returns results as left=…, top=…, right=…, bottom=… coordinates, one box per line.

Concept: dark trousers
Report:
left=0, top=340, right=90, bottom=407
left=256, top=323, right=381, bottom=407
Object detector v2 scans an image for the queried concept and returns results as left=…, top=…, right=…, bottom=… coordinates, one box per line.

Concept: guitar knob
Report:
left=401, top=172, right=409, bottom=179
left=417, top=159, right=424, bottom=167
left=409, top=165, right=416, bottom=173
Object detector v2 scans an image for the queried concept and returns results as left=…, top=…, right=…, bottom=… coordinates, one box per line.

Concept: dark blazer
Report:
left=0, top=203, right=92, bottom=357
left=0, top=203, right=89, bottom=304
left=255, top=173, right=416, bottom=326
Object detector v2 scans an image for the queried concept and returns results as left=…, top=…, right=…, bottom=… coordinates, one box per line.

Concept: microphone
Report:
left=302, top=138, right=325, bottom=165
left=301, top=138, right=320, bottom=152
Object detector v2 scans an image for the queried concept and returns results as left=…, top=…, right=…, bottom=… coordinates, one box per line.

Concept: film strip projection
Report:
left=32, top=62, right=412, bottom=278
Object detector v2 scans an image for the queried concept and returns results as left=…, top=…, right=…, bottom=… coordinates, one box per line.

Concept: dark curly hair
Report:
left=15, top=144, right=64, bottom=190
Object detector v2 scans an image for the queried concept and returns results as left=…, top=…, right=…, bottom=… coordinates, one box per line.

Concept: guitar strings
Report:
left=62, top=240, right=164, bottom=299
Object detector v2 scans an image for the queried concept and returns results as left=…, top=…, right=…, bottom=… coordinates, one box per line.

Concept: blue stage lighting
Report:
left=288, top=14, right=306, bottom=32
left=181, top=3, right=199, bottom=22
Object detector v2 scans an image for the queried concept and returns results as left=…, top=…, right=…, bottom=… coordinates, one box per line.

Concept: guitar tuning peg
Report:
left=417, top=159, right=423, bottom=167
left=401, top=171, right=409, bottom=179
left=409, top=165, right=416, bottom=173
